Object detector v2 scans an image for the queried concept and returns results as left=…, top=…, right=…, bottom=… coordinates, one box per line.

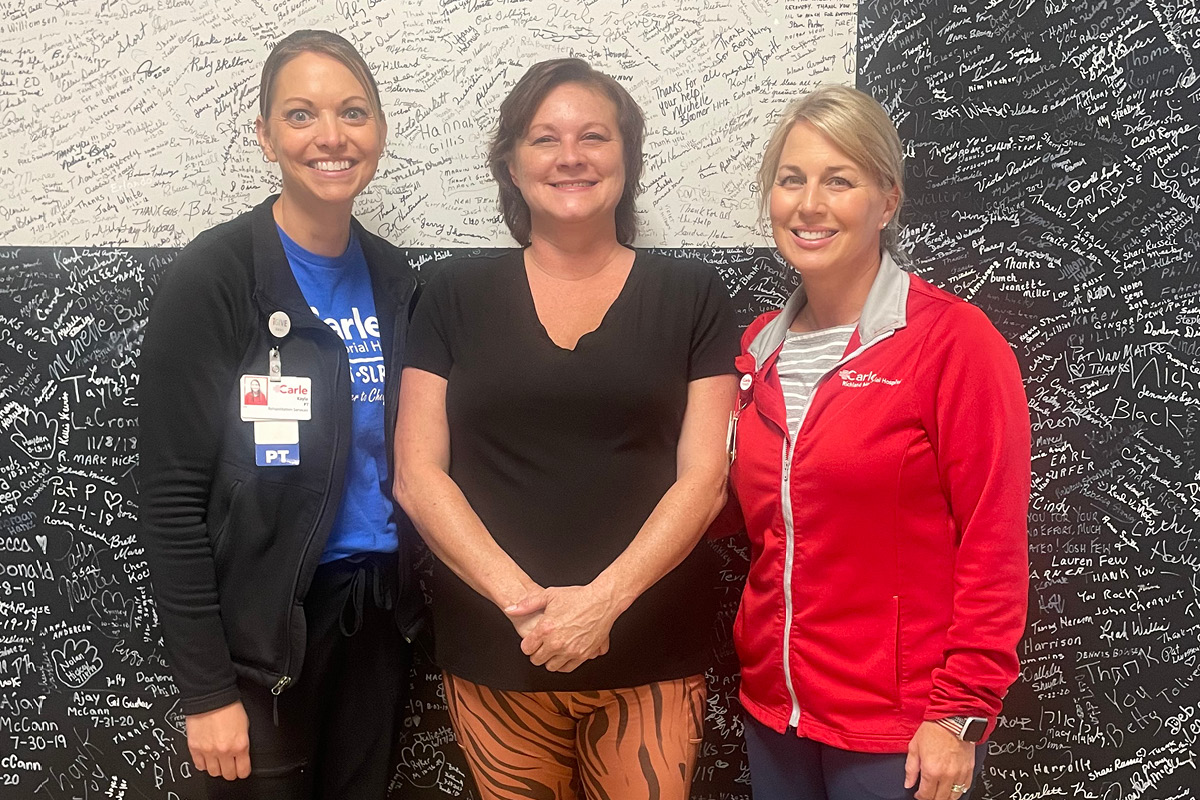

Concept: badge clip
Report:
left=726, top=409, right=739, bottom=464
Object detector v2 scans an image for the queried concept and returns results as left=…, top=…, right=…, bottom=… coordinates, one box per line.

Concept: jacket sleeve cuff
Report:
left=924, top=683, right=1004, bottom=722
left=923, top=703, right=993, bottom=721
left=177, top=684, right=242, bottom=717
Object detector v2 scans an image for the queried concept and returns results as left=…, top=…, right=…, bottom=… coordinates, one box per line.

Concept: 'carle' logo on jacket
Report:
left=837, top=368, right=901, bottom=388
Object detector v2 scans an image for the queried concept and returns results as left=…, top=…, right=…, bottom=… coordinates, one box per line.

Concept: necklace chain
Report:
left=526, top=244, right=627, bottom=282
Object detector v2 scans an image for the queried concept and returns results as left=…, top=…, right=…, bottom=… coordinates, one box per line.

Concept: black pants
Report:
left=205, top=553, right=411, bottom=800
left=743, top=715, right=987, bottom=800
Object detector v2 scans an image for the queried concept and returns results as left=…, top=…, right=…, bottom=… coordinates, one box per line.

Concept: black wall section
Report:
left=0, top=246, right=785, bottom=799
left=857, top=1, right=1200, bottom=797
left=1, top=1, right=1199, bottom=797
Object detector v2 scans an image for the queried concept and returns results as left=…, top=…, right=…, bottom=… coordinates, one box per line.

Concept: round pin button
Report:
left=268, top=311, right=291, bottom=338
left=740, top=374, right=753, bottom=391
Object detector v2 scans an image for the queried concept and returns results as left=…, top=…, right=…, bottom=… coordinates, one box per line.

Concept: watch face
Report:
left=963, top=717, right=988, bottom=742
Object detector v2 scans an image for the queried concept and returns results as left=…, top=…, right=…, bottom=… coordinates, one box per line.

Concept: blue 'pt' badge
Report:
left=256, top=443, right=300, bottom=466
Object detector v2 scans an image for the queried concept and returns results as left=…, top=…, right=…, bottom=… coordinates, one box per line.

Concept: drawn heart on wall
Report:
left=35, top=535, right=48, bottom=553
left=104, top=490, right=122, bottom=509
left=164, top=698, right=187, bottom=735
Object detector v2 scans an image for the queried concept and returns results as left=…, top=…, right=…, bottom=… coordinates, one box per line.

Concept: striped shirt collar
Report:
left=748, top=250, right=910, bottom=371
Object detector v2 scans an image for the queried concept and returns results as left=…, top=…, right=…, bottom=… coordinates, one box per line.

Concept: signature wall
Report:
left=1, top=1, right=1198, bottom=797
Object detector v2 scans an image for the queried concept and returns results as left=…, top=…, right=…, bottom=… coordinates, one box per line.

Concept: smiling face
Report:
left=255, top=51, right=385, bottom=214
left=507, top=82, right=625, bottom=237
left=769, top=121, right=898, bottom=279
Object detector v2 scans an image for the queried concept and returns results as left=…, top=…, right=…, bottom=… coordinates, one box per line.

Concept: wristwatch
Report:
left=933, top=716, right=988, bottom=742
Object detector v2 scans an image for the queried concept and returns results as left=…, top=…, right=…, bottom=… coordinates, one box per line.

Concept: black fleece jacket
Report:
left=138, top=197, right=421, bottom=715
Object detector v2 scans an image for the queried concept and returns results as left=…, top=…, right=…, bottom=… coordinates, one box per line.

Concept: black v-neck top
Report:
left=405, top=249, right=739, bottom=690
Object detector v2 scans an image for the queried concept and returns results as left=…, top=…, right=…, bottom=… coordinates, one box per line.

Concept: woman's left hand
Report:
left=904, top=721, right=975, bottom=800
left=508, top=584, right=620, bottom=672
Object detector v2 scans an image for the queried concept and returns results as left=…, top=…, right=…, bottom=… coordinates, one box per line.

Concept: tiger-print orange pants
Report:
left=444, top=672, right=707, bottom=800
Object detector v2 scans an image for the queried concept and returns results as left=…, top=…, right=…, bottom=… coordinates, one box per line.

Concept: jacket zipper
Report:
left=779, top=433, right=802, bottom=727
left=267, top=275, right=417, bottom=694
left=270, top=675, right=292, bottom=725
left=387, top=281, right=423, bottom=643
left=249, top=218, right=419, bottom=699
left=777, top=330, right=896, bottom=729
left=270, top=324, right=349, bottom=696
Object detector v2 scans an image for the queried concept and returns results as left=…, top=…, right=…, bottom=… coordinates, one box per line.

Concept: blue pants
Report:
left=743, top=714, right=986, bottom=800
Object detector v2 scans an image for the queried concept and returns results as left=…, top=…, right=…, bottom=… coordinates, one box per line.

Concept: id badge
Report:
left=254, top=420, right=300, bottom=467
left=240, top=374, right=312, bottom=421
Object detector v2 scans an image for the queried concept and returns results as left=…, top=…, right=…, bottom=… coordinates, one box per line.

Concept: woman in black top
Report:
left=395, top=59, right=738, bottom=799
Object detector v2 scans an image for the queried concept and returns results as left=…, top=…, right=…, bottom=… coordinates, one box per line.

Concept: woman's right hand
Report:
left=506, top=584, right=619, bottom=673
left=186, top=700, right=251, bottom=780
left=504, top=587, right=546, bottom=639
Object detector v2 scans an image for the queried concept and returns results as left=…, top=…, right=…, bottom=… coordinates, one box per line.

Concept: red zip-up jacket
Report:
left=724, top=253, right=1030, bottom=752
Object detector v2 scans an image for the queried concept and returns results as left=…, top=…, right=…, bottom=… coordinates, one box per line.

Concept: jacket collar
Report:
left=747, top=250, right=910, bottom=371
left=250, top=195, right=309, bottom=318
left=249, top=195, right=416, bottom=325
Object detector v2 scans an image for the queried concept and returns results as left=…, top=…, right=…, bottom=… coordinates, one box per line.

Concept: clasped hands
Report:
left=504, top=582, right=622, bottom=673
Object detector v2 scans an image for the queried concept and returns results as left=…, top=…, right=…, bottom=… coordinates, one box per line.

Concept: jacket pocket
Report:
left=215, top=481, right=322, bottom=674
left=394, top=527, right=432, bottom=646
left=891, top=594, right=903, bottom=709
left=686, top=673, right=707, bottom=745
left=209, top=478, right=244, bottom=559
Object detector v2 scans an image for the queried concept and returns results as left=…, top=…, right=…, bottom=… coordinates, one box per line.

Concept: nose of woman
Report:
left=313, top=112, right=345, bottom=149
left=556, top=136, right=586, bottom=169
left=795, top=182, right=826, bottom=219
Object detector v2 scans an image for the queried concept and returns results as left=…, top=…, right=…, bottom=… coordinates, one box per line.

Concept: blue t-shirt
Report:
left=278, top=225, right=397, bottom=562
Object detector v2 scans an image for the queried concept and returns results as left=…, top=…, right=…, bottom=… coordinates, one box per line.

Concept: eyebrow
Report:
left=277, top=95, right=371, bottom=106
left=777, top=163, right=858, bottom=175
left=527, top=120, right=614, bottom=133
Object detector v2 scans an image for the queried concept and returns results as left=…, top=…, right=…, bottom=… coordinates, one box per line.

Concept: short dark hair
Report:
left=259, top=30, right=383, bottom=122
left=488, top=58, right=645, bottom=246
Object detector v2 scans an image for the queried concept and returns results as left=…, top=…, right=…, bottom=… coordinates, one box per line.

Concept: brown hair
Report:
left=258, top=30, right=384, bottom=122
left=488, top=58, right=645, bottom=246
left=757, top=85, right=905, bottom=254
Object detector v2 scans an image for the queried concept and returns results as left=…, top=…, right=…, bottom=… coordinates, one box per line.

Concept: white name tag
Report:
left=253, top=419, right=298, bottom=444
left=240, top=374, right=312, bottom=421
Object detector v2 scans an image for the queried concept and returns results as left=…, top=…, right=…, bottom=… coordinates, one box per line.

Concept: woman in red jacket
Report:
left=724, top=86, right=1030, bottom=800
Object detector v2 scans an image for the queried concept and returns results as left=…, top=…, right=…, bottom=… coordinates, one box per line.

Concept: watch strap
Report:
left=933, top=716, right=968, bottom=738
left=933, top=716, right=988, bottom=742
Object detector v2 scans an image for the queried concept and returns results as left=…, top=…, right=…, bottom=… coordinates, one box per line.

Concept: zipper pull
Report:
left=271, top=675, right=292, bottom=696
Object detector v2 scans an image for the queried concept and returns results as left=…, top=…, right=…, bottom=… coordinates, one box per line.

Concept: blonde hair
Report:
left=756, top=85, right=904, bottom=254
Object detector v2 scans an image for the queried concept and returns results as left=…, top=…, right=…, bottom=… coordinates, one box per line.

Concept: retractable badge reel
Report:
left=268, top=311, right=289, bottom=382
left=728, top=373, right=754, bottom=463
